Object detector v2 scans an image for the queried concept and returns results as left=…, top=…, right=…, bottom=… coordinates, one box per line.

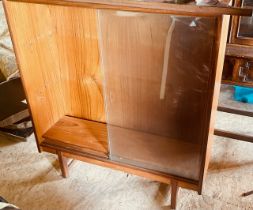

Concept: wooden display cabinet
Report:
left=230, top=0, right=253, bottom=46
left=224, top=0, right=253, bottom=87
left=4, top=0, right=252, bottom=208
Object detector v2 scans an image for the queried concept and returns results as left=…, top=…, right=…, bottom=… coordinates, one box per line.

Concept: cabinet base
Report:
left=40, top=144, right=201, bottom=209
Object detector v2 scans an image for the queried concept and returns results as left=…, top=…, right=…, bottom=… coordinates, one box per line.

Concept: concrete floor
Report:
left=0, top=85, right=253, bottom=210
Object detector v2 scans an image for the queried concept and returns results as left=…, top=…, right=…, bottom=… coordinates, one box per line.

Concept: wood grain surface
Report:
left=226, top=43, right=253, bottom=59
left=6, top=0, right=253, bottom=17
left=43, top=116, right=108, bottom=158
left=4, top=1, right=105, bottom=145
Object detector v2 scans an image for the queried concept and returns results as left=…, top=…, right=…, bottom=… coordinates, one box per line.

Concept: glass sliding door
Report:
left=98, top=10, right=216, bottom=181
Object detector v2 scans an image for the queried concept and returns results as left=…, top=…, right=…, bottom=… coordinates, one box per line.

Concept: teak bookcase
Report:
left=4, top=0, right=252, bottom=208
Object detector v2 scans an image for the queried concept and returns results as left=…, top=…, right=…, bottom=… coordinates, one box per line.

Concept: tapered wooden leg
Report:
left=198, top=188, right=202, bottom=195
left=171, top=180, right=178, bottom=209
left=57, top=151, right=69, bottom=178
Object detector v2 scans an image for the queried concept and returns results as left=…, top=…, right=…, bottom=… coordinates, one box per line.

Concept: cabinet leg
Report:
left=171, top=180, right=178, bottom=209
left=198, top=188, right=202, bottom=195
left=57, top=151, right=69, bottom=178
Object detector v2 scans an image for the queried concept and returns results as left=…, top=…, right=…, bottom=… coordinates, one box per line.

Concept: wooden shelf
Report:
left=109, top=125, right=202, bottom=180
left=222, top=80, right=253, bottom=88
left=214, top=129, right=253, bottom=143
left=226, top=44, right=253, bottom=59
left=42, top=116, right=108, bottom=158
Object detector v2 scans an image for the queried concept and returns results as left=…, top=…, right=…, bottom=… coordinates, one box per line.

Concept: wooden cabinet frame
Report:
left=230, top=0, right=253, bottom=46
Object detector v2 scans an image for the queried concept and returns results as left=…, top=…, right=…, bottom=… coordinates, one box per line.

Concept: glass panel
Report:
left=223, top=57, right=253, bottom=83
left=238, top=60, right=253, bottom=83
left=98, top=11, right=216, bottom=181
left=238, top=0, right=253, bottom=38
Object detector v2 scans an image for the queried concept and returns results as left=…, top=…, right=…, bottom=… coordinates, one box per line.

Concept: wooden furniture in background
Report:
left=222, top=56, right=253, bottom=86
left=230, top=0, right=253, bottom=46
left=0, top=77, right=32, bottom=139
left=217, top=0, right=253, bottom=143
left=4, top=0, right=251, bottom=208
left=223, top=0, right=253, bottom=86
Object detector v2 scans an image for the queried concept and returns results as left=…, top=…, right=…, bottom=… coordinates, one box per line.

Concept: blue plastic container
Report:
left=234, top=86, right=253, bottom=104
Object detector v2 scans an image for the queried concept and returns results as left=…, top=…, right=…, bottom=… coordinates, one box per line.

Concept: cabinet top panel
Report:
left=4, top=0, right=253, bottom=17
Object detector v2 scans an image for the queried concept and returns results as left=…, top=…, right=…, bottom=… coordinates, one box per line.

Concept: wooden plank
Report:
left=0, top=130, right=27, bottom=141
left=218, top=106, right=253, bottom=117
left=226, top=44, right=253, bottom=59
left=42, top=116, right=108, bottom=158
left=0, top=109, right=29, bottom=127
left=214, top=129, right=253, bottom=143
left=0, top=78, right=27, bottom=122
left=222, top=79, right=253, bottom=88
left=6, top=0, right=253, bottom=17
left=4, top=1, right=105, bottom=148
left=2, top=119, right=32, bottom=130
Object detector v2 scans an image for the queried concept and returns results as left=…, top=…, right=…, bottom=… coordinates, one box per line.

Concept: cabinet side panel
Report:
left=199, top=15, right=230, bottom=191
left=4, top=1, right=67, bottom=143
left=4, top=1, right=105, bottom=144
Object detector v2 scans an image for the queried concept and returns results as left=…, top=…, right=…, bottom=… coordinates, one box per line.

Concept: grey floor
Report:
left=217, top=85, right=253, bottom=136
